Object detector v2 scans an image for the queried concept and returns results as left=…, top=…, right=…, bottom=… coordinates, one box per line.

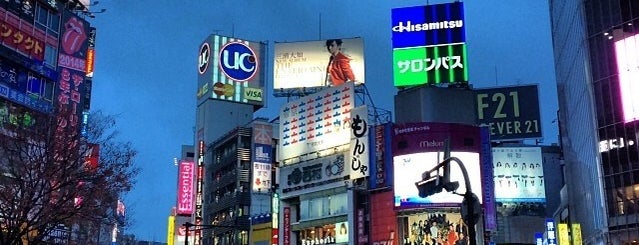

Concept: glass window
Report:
left=44, top=44, right=57, bottom=68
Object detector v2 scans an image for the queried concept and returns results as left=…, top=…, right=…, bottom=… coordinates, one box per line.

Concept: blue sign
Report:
left=546, top=218, right=556, bottom=245
left=535, top=232, right=543, bottom=245
left=254, top=144, right=272, bottom=163
left=391, top=2, right=466, bottom=49
left=219, top=42, right=258, bottom=81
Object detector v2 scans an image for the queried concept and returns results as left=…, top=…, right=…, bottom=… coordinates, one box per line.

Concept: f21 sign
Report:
left=475, top=84, right=542, bottom=141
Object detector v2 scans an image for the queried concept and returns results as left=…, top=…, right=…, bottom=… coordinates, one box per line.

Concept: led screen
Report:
left=394, top=152, right=482, bottom=208
left=614, top=34, right=639, bottom=123
left=491, top=147, right=545, bottom=202
left=274, top=38, right=365, bottom=91
left=391, top=2, right=466, bottom=49
left=393, top=43, right=468, bottom=86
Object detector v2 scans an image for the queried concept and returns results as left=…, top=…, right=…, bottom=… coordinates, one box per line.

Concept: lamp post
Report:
left=415, top=156, right=481, bottom=245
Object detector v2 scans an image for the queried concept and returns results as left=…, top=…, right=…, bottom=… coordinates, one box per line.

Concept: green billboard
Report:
left=393, top=43, right=468, bottom=87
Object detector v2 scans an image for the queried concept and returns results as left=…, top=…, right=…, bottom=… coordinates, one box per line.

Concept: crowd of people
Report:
left=405, top=214, right=469, bottom=245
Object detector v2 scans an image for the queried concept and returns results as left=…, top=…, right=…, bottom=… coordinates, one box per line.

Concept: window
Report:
left=44, top=44, right=57, bottom=68
left=299, top=193, right=348, bottom=220
left=35, top=3, right=59, bottom=36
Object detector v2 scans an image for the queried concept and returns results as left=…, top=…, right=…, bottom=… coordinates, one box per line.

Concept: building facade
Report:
left=549, top=0, right=639, bottom=243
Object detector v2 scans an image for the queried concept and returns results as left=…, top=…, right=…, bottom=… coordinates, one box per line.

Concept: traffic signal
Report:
left=415, top=174, right=460, bottom=198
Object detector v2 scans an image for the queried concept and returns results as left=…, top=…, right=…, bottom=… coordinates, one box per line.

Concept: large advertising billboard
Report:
left=55, top=10, right=90, bottom=138
left=274, top=38, right=364, bottom=92
left=392, top=122, right=487, bottom=209
left=278, top=82, right=354, bottom=161
left=391, top=2, right=465, bottom=49
left=400, top=211, right=468, bottom=245
left=176, top=160, right=195, bottom=216
left=475, top=84, right=542, bottom=141
left=391, top=2, right=467, bottom=87
left=346, top=105, right=370, bottom=180
left=492, top=147, right=545, bottom=202
left=197, top=35, right=266, bottom=108
left=393, top=43, right=468, bottom=86
left=614, top=33, right=639, bottom=123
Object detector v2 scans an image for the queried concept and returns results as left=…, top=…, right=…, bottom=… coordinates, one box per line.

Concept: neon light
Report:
left=614, top=34, right=639, bottom=123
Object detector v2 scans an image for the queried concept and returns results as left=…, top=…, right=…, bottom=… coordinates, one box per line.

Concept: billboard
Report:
left=0, top=14, right=44, bottom=61
left=346, top=105, right=369, bottom=180
left=492, top=147, right=545, bottom=202
left=391, top=2, right=467, bottom=87
left=391, top=2, right=465, bottom=49
left=614, top=34, right=639, bottom=123
left=252, top=122, right=273, bottom=193
left=279, top=152, right=362, bottom=197
left=475, top=84, right=542, bottom=140
left=392, top=122, right=487, bottom=209
left=278, top=82, right=354, bottom=161
left=369, top=123, right=393, bottom=189
left=274, top=38, right=365, bottom=91
left=55, top=10, right=90, bottom=137
left=197, top=34, right=265, bottom=107
left=393, top=43, right=468, bottom=86
left=176, top=161, right=195, bottom=216
left=401, top=211, right=468, bottom=245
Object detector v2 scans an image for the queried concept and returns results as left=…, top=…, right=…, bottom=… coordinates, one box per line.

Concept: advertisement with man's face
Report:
left=274, top=38, right=364, bottom=91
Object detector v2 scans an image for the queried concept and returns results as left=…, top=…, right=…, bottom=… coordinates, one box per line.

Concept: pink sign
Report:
left=177, top=161, right=195, bottom=215
left=283, top=207, right=291, bottom=245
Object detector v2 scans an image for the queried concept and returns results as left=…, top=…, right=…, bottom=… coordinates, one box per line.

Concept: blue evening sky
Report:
left=90, top=0, right=557, bottom=241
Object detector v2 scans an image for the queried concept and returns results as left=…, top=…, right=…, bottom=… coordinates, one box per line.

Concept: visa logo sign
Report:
left=244, top=87, right=263, bottom=101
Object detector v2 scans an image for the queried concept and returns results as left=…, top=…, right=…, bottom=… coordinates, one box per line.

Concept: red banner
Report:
left=0, top=19, right=45, bottom=61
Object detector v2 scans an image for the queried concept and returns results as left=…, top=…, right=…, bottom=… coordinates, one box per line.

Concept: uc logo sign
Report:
left=219, top=41, right=258, bottom=82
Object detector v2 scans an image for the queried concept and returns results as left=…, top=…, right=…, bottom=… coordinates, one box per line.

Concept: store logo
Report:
left=392, top=20, right=463, bottom=33
left=219, top=41, right=258, bottom=81
left=198, top=42, right=210, bottom=74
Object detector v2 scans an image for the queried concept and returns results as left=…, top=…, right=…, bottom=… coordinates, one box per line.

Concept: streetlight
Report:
left=414, top=156, right=481, bottom=245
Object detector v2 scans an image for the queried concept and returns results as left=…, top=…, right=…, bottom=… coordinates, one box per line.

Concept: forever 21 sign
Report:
left=475, top=84, right=542, bottom=141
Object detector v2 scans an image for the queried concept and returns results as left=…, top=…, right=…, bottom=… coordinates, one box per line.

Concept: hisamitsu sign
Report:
left=475, top=84, right=542, bottom=141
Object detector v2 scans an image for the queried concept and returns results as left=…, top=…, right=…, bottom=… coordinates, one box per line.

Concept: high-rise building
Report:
left=549, top=0, right=639, bottom=244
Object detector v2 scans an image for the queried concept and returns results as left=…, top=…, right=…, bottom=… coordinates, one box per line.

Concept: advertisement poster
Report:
left=492, top=147, right=545, bottom=202
left=274, top=38, right=364, bottom=90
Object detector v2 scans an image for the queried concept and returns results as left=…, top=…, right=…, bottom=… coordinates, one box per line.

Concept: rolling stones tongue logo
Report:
left=62, top=17, right=87, bottom=55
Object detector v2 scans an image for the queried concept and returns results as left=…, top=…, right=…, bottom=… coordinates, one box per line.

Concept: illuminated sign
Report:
left=546, top=219, right=556, bottom=245
left=571, top=223, right=582, bottom=245
left=599, top=137, right=635, bottom=153
left=283, top=207, right=291, bottom=245
left=219, top=41, right=258, bottom=81
left=0, top=18, right=45, bottom=61
left=278, top=82, right=354, bottom=161
left=557, top=223, right=569, bottom=245
left=392, top=122, right=485, bottom=209
left=336, top=222, right=349, bottom=243
left=492, top=147, right=545, bottom=202
left=369, top=123, right=392, bottom=189
left=252, top=162, right=272, bottom=193
left=167, top=216, right=175, bottom=245
left=475, top=84, right=542, bottom=140
left=347, top=105, right=369, bottom=180
left=393, top=43, right=468, bottom=86
left=614, top=34, right=639, bottom=123
left=391, top=2, right=465, bottom=49
left=176, top=161, right=195, bottom=215
left=197, top=35, right=265, bottom=107
left=273, top=38, right=365, bottom=91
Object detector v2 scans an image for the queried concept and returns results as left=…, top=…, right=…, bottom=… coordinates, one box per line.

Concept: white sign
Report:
left=278, top=83, right=354, bottom=161
left=492, top=147, right=545, bottom=202
left=347, top=106, right=369, bottom=180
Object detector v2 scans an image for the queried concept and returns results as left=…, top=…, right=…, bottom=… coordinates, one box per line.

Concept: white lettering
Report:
left=392, top=20, right=464, bottom=32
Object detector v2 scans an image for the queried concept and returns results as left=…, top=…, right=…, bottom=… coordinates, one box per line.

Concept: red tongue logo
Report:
left=62, top=17, right=86, bottom=55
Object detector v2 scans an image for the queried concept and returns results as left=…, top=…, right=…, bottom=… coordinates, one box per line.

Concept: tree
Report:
left=0, top=109, right=139, bottom=245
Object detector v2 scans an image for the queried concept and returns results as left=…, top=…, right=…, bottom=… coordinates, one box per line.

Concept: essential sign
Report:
left=475, top=84, right=542, bottom=141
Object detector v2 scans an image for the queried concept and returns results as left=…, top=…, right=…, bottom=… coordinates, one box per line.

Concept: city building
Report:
left=549, top=0, right=639, bottom=244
